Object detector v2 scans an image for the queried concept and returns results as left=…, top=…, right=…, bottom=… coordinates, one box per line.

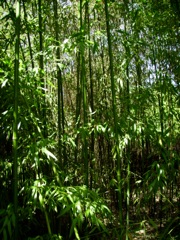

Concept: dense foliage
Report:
left=0, top=0, right=179, bottom=239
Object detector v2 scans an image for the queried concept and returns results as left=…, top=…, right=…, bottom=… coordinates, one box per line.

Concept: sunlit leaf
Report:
left=42, top=147, right=57, bottom=161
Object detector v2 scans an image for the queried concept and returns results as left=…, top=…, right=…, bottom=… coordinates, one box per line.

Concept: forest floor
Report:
left=105, top=191, right=180, bottom=240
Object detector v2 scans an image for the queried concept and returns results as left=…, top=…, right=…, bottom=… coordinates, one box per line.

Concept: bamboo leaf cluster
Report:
left=0, top=0, right=179, bottom=239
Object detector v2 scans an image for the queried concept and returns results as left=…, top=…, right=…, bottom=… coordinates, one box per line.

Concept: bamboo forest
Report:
left=0, top=0, right=179, bottom=239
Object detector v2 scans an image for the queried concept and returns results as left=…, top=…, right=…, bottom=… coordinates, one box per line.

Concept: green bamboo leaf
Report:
left=3, top=228, right=7, bottom=240
left=74, top=226, right=80, bottom=240
left=1, top=79, right=8, bottom=87
left=85, top=209, right=90, bottom=218
left=2, top=216, right=8, bottom=228
left=159, top=217, right=179, bottom=240
left=148, top=217, right=158, bottom=230
left=42, top=147, right=57, bottom=160
left=39, top=193, right=44, bottom=207
left=7, top=219, right=12, bottom=238
left=69, top=138, right=76, bottom=148
left=59, top=204, right=73, bottom=217
left=69, top=218, right=78, bottom=238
